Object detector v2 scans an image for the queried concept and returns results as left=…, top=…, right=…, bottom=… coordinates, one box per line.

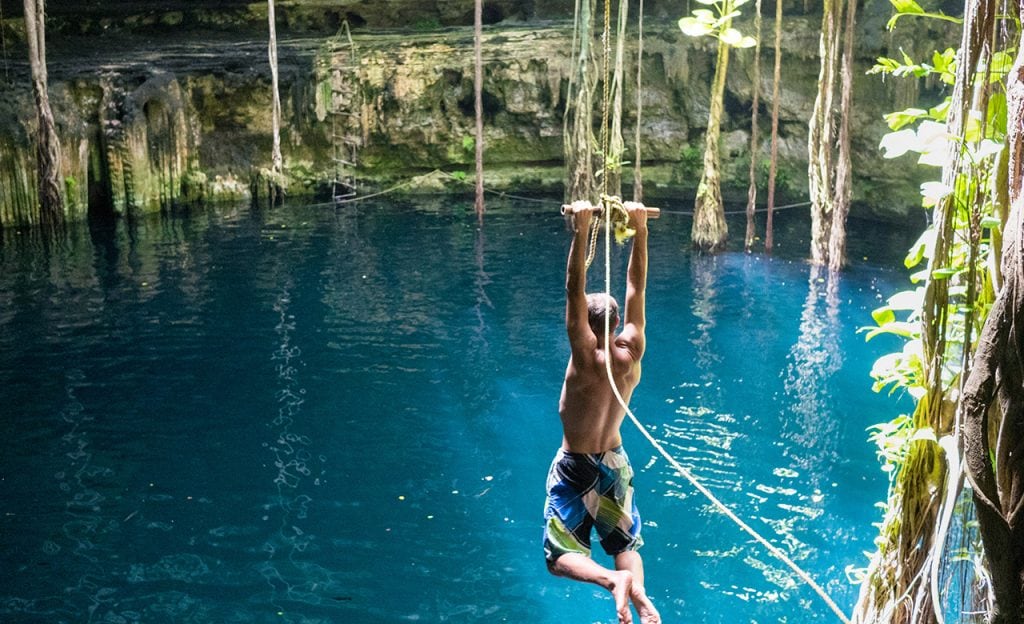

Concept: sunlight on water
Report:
left=0, top=199, right=916, bottom=623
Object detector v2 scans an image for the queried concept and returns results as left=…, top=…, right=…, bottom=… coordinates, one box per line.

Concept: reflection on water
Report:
left=55, top=367, right=121, bottom=622
left=259, top=278, right=333, bottom=610
left=784, top=267, right=844, bottom=475
left=0, top=200, right=911, bottom=623
left=471, top=226, right=493, bottom=356
left=689, top=255, right=724, bottom=385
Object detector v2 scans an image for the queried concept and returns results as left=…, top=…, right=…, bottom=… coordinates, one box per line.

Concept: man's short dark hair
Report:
left=586, top=293, right=619, bottom=333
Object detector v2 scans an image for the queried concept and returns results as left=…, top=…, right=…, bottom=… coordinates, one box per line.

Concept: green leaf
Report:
left=886, top=2, right=962, bottom=29
left=916, top=119, right=953, bottom=167
left=963, top=113, right=983, bottom=143
left=887, top=288, right=924, bottom=311
left=974, top=139, right=1003, bottom=162
left=929, top=49, right=957, bottom=85
left=863, top=321, right=918, bottom=340
left=929, top=98, right=951, bottom=121
left=905, top=227, right=935, bottom=268
left=872, top=306, right=896, bottom=326
left=987, top=91, right=1007, bottom=138
left=981, top=216, right=1002, bottom=229
left=991, top=51, right=1014, bottom=78
left=920, top=181, right=951, bottom=208
left=720, top=28, right=744, bottom=45
left=870, top=353, right=902, bottom=376
left=679, top=17, right=714, bottom=36
left=869, top=57, right=902, bottom=75
left=884, top=108, right=928, bottom=130
left=879, top=129, right=918, bottom=158
left=890, top=0, right=925, bottom=14
left=931, top=267, right=957, bottom=279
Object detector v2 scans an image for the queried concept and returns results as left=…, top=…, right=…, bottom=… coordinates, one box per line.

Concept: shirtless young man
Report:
left=543, top=202, right=661, bottom=624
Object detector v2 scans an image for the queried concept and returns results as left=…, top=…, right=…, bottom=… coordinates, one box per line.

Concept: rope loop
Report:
left=583, top=195, right=634, bottom=269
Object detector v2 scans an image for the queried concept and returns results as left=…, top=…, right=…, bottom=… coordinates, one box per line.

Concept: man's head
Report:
left=586, top=293, right=620, bottom=336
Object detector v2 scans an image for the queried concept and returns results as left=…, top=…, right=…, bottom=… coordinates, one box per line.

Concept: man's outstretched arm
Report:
left=566, top=202, right=596, bottom=356
left=620, top=203, right=648, bottom=360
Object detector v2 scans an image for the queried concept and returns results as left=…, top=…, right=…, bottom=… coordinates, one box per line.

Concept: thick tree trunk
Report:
left=963, top=260, right=1024, bottom=623
left=23, top=0, right=63, bottom=225
left=474, top=0, right=484, bottom=218
left=963, top=11, right=1024, bottom=619
left=765, top=0, right=783, bottom=253
left=691, top=38, right=730, bottom=252
left=744, top=0, right=762, bottom=252
left=826, top=0, right=857, bottom=272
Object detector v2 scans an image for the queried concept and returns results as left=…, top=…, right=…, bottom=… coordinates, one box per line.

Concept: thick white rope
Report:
left=598, top=201, right=852, bottom=624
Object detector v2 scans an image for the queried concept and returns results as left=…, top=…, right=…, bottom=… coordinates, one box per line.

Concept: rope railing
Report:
left=326, top=168, right=813, bottom=215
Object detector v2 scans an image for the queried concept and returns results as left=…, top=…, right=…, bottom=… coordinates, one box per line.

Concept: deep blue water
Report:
left=0, top=198, right=915, bottom=623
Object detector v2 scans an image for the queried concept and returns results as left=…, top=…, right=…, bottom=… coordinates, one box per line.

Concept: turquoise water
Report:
left=0, top=199, right=915, bottom=623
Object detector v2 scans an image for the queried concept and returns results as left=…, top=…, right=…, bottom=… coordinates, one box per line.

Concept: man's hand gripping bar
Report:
left=559, top=200, right=661, bottom=218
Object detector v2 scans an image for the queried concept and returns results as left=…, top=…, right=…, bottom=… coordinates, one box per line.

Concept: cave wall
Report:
left=0, top=2, right=957, bottom=227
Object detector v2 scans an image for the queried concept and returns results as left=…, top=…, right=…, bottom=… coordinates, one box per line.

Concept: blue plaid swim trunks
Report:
left=543, top=446, right=643, bottom=562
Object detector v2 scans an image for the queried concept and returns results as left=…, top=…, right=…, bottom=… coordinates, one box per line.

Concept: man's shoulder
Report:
left=613, top=330, right=644, bottom=361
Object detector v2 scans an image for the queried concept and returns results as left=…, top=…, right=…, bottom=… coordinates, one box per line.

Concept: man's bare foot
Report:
left=608, top=570, right=634, bottom=624
left=630, top=586, right=661, bottom=624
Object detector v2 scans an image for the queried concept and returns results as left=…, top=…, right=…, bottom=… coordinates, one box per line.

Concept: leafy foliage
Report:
left=678, top=0, right=756, bottom=47
left=852, top=2, right=1016, bottom=619
left=863, top=43, right=1005, bottom=412
left=884, top=0, right=962, bottom=29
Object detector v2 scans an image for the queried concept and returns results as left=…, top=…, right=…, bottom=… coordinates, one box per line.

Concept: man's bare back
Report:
left=558, top=334, right=641, bottom=453
left=542, top=201, right=660, bottom=624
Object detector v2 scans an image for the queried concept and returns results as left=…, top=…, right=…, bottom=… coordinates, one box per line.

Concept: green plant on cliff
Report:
left=850, top=1, right=1014, bottom=621
left=677, top=144, right=703, bottom=180
left=758, top=157, right=794, bottom=198
left=413, top=18, right=442, bottom=32
left=63, top=176, right=78, bottom=202
left=678, top=0, right=755, bottom=252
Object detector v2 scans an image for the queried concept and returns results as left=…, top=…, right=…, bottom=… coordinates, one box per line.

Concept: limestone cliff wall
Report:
left=0, top=5, right=955, bottom=227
